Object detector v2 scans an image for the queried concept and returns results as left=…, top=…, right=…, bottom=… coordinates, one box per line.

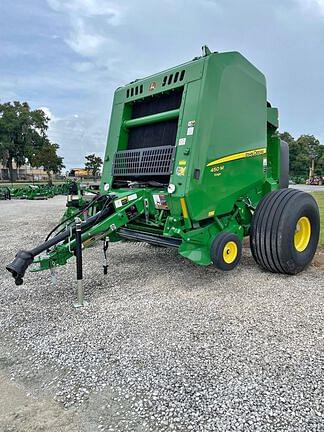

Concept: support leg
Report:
left=73, top=217, right=88, bottom=308
left=50, top=268, right=57, bottom=286
left=103, top=237, right=109, bottom=275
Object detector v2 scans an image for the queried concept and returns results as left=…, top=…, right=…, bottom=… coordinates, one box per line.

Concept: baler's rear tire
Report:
left=211, top=232, right=242, bottom=271
left=250, top=188, right=320, bottom=274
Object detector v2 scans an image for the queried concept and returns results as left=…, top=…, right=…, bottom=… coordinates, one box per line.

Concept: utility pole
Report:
left=309, top=157, right=315, bottom=179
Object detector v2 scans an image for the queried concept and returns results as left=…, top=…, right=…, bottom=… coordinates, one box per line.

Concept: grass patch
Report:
left=312, top=192, right=324, bottom=247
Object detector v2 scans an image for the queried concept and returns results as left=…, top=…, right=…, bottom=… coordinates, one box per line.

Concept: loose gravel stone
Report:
left=0, top=197, right=323, bottom=431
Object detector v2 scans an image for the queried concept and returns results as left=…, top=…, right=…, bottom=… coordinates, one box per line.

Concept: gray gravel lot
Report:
left=0, top=197, right=323, bottom=432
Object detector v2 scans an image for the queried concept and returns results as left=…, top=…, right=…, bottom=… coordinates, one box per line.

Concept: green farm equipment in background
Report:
left=10, top=184, right=53, bottom=200
left=7, top=182, right=72, bottom=200
left=7, top=47, right=320, bottom=289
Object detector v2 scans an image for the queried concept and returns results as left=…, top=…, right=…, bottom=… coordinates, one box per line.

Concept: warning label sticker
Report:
left=114, top=193, right=137, bottom=209
left=176, top=166, right=186, bottom=176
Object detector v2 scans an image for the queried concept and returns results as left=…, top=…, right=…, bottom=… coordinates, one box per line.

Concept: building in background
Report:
left=0, top=162, right=58, bottom=181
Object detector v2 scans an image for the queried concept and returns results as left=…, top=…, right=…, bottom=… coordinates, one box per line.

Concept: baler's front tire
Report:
left=211, top=232, right=242, bottom=271
left=250, top=188, right=320, bottom=274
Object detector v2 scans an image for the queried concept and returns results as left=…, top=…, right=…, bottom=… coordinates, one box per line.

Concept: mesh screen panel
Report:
left=112, top=146, right=175, bottom=176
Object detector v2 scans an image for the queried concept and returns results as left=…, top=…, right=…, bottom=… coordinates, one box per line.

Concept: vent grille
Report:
left=126, top=70, right=185, bottom=97
left=162, top=70, right=185, bottom=87
left=112, top=146, right=176, bottom=176
left=126, top=84, right=144, bottom=98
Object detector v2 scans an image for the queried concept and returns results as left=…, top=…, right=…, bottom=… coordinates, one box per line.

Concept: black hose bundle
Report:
left=45, top=193, right=104, bottom=242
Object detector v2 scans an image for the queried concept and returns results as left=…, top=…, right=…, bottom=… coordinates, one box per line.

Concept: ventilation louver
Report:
left=126, top=84, right=144, bottom=99
left=162, top=70, right=185, bottom=87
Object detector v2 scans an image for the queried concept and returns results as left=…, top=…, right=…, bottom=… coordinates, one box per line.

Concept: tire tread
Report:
left=250, top=188, right=318, bottom=274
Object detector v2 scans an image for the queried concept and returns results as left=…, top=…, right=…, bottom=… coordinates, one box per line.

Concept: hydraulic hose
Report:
left=6, top=196, right=114, bottom=286
left=45, top=193, right=103, bottom=242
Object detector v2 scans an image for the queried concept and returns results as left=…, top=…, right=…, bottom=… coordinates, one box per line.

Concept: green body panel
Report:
left=33, top=49, right=282, bottom=272
left=179, top=53, right=267, bottom=219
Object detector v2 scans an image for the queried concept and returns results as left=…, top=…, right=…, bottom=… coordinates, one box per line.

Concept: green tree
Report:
left=0, top=101, right=49, bottom=181
left=315, top=143, right=324, bottom=175
left=30, top=140, right=65, bottom=185
left=279, top=131, right=295, bottom=146
left=280, top=132, right=306, bottom=177
left=85, top=153, right=103, bottom=177
left=297, top=134, right=320, bottom=156
left=280, top=132, right=323, bottom=178
left=296, top=135, right=322, bottom=177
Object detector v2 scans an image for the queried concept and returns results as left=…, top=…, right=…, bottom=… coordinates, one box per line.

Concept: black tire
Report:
left=211, top=232, right=242, bottom=271
left=250, top=188, right=320, bottom=274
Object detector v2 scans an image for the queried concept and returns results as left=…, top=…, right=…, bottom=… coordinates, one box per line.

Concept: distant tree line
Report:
left=280, top=132, right=324, bottom=180
left=0, top=101, right=64, bottom=183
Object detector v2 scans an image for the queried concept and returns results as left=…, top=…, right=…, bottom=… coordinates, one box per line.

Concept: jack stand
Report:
left=50, top=268, right=57, bottom=286
left=74, top=279, right=88, bottom=308
left=73, top=217, right=88, bottom=308
left=103, top=237, right=109, bottom=275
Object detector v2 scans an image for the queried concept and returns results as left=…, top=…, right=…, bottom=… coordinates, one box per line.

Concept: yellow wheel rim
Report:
left=294, top=216, right=311, bottom=252
left=223, top=241, right=238, bottom=264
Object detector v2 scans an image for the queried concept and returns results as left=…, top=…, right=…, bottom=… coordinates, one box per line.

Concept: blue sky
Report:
left=1, top=0, right=324, bottom=169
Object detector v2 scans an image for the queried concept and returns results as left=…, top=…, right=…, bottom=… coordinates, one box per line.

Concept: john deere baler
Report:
left=7, top=47, right=320, bottom=287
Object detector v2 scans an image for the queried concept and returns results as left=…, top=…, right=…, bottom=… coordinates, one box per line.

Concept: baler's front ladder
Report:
left=6, top=193, right=146, bottom=286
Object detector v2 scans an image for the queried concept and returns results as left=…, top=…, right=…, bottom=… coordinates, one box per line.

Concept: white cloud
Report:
left=295, top=0, right=324, bottom=16
left=47, top=0, right=123, bottom=24
left=66, top=19, right=107, bottom=56
left=47, top=0, right=125, bottom=58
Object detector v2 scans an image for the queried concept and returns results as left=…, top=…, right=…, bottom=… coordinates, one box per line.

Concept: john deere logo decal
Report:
left=149, top=81, right=157, bottom=91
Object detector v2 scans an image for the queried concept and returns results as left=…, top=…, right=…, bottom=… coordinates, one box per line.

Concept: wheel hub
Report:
left=294, top=216, right=311, bottom=252
left=223, top=241, right=238, bottom=264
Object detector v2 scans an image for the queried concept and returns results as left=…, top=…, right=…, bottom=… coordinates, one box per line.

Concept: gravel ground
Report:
left=0, top=197, right=323, bottom=432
